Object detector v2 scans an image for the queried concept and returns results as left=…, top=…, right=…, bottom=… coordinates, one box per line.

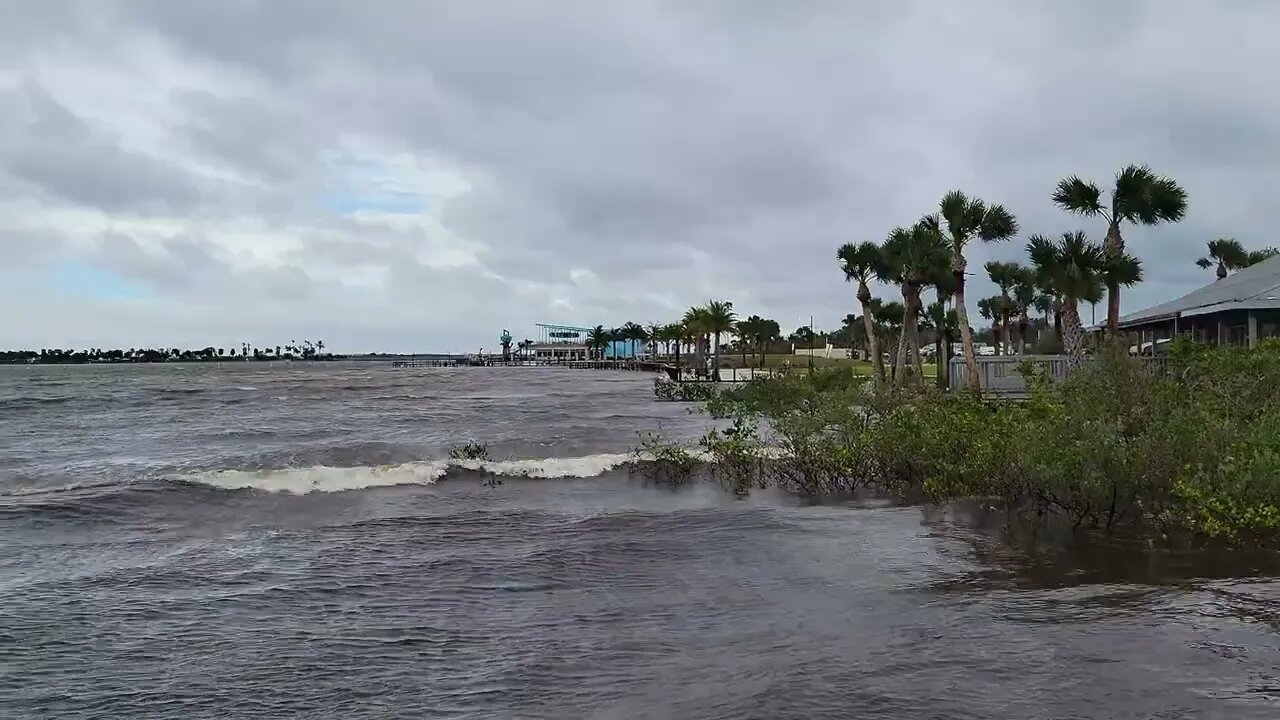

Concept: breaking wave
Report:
left=182, top=452, right=643, bottom=495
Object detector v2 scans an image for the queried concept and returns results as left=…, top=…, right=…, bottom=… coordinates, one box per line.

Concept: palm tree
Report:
left=1052, top=165, right=1187, bottom=333
left=1032, top=293, right=1054, bottom=330
left=924, top=300, right=959, bottom=390
left=646, top=324, right=662, bottom=359
left=737, top=315, right=763, bottom=368
left=1027, top=232, right=1142, bottom=367
left=681, top=307, right=708, bottom=375
left=984, top=261, right=1023, bottom=355
left=921, top=190, right=1018, bottom=393
left=701, top=300, right=737, bottom=381
left=1246, top=247, right=1279, bottom=266
left=586, top=325, right=609, bottom=360
left=619, top=322, right=645, bottom=359
left=977, top=296, right=999, bottom=348
left=1011, top=269, right=1037, bottom=354
left=837, top=241, right=889, bottom=385
left=873, top=301, right=905, bottom=379
left=665, top=322, right=686, bottom=369
left=1195, top=238, right=1248, bottom=280
left=882, top=222, right=952, bottom=388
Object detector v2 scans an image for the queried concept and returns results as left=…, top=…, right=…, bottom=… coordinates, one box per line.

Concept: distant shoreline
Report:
left=0, top=354, right=466, bottom=366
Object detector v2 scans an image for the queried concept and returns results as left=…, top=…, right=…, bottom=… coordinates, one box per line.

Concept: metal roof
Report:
left=1116, top=253, right=1280, bottom=328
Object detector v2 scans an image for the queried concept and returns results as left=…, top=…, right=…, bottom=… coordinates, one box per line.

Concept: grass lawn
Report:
left=719, top=354, right=938, bottom=378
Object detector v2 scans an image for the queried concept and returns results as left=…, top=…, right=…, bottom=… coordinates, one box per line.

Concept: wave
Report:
left=181, top=452, right=643, bottom=495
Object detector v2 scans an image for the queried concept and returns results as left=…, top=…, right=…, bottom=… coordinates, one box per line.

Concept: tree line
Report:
left=837, top=164, right=1271, bottom=393
left=2, top=340, right=331, bottom=364
left=564, top=164, right=1280, bottom=392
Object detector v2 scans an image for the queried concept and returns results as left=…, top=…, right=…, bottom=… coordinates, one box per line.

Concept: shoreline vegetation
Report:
left=631, top=167, right=1280, bottom=550
left=634, top=339, right=1280, bottom=549
left=0, top=340, right=336, bottom=365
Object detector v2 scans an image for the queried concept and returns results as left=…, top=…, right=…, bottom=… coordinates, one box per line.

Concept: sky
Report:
left=3, top=0, right=1278, bottom=353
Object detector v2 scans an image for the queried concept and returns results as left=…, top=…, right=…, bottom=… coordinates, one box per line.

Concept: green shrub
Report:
left=688, top=340, right=1280, bottom=548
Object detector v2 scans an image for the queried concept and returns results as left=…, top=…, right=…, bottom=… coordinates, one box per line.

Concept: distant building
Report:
left=1113, top=254, right=1280, bottom=348
left=529, top=323, right=590, bottom=362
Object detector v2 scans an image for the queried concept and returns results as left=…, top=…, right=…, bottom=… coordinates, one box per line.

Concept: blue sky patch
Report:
left=51, top=261, right=151, bottom=300
left=321, top=189, right=428, bottom=216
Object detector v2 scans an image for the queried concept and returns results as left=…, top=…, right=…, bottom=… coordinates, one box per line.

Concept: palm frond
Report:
left=939, top=190, right=970, bottom=233
left=1113, top=164, right=1187, bottom=225
left=1102, top=252, right=1143, bottom=287
left=1052, top=176, right=1103, bottom=216
left=837, top=240, right=886, bottom=282
left=978, top=203, right=1018, bottom=242
left=1142, top=176, right=1188, bottom=224
left=1195, top=257, right=1213, bottom=269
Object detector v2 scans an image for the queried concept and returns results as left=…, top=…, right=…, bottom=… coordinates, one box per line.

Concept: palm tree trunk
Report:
left=858, top=283, right=884, bottom=385
left=911, top=327, right=924, bottom=385
left=712, top=332, right=722, bottom=381
left=1063, top=302, right=1086, bottom=369
left=934, top=334, right=945, bottom=391
left=895, top=285, right=920, bottom=389
left=1018, top=313, right=1029, bottom=354
left=1104, top=221, right=1123, bottom=334
left=954, top=266, right=982, bottom=394
left=674, top=340, right=682, bottom=376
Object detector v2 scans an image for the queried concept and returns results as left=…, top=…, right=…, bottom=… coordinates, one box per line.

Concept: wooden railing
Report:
left=948, top=354, right=1176, bottom=396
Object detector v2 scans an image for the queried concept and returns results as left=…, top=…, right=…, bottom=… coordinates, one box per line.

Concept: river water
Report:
left=2, top=363, right=1278, bottom=718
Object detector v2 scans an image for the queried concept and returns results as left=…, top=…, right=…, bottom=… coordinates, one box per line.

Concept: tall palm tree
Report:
left=646, top=324, right=663, bottom=359
left=921, top=190, right=1018, bottom=393
left=701, top=300, right=737, bottom=381
left=737, top=315, right=763, bottom=368
left=977, top=296, right=999, bottom=347
left=586, top=325, right=609, bottom=360
left=984, top=261, right=1023, bottom=355
left=924, top=300, right=959, bottom=390
left=682, top=307, right=709, bottom=375
left=1052, top=165, right=1187, bottom=333
left=1195, top=238, right=1248, bottom=280
left=1011, top=269, right=1037, bottom=354
left=872, top=300, right=905, bottom=380
left=1027, top=232, right=1142, bottom=367
left=837, top=241, right=889, bottom=385
left=882, top=222, right=952, bottom=388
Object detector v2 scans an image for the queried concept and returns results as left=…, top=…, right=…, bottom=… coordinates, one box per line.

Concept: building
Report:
left=1115, top=253, right=1280, bottom=348
left=528, top=323, right=591, bottom=362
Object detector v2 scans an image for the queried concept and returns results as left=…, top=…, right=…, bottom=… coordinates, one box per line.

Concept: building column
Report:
left=1249, top=311, right=1258, bottom=349
left=1217, top=317, right=1225, bottom=346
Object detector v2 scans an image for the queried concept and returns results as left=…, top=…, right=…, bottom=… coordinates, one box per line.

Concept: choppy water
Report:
left=2, top=363, right=1279, bottom=718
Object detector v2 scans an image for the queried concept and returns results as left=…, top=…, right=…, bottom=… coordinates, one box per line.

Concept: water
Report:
left=2, top=363, right=1278, bottom=718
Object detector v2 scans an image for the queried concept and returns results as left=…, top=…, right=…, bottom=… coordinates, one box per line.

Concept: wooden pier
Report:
left=391, top=358, right=465, bottom=368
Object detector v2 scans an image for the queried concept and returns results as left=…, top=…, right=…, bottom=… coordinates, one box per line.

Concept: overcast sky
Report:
left=3, top=1, right=1277, bottom=352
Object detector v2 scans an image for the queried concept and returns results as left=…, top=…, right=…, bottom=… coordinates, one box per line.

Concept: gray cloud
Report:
left=1, top=84, right=207, bottom=213
left=3, top=0, right=1280, bottom=351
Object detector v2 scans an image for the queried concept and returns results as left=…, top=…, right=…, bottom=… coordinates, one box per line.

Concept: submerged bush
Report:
left=684, top=340, right=1280, bottom=548
left=632, top=430, right=702, bottom=485
left=653, top=376, right=719, bottom=402
left=448, top=440, right=490, bottom=461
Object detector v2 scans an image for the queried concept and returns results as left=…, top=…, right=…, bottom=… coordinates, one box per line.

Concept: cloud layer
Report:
left=3, top=0, right=1278, bottom=351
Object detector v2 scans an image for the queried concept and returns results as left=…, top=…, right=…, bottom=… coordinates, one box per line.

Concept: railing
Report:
left=948, top=354, right=1176, bottom=396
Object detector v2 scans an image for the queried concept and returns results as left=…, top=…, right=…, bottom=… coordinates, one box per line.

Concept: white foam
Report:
left=188, top=461, right=450, bottom=495
left=182, top=452, right=642, bottom=494
left=451, top=452, right=635, bottom=479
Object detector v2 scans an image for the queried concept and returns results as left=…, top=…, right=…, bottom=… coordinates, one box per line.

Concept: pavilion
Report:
left=1114, top=253, right=1280, bottom=348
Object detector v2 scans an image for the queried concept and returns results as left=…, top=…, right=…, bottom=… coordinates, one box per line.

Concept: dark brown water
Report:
left=2, top=364, right=1278, bottom=718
